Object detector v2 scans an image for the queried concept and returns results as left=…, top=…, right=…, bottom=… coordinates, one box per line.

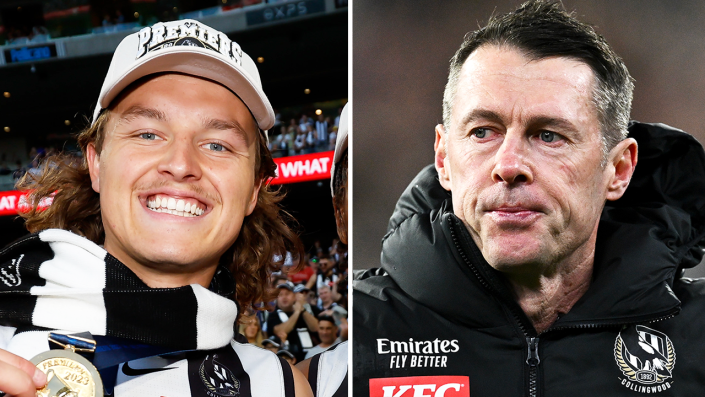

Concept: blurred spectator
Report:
left=330, top=239, right=347, bottom=265
left=304, top=315, right=339, bottom=359
left=306, top=252, right=338, bottom=291
left=315, top=114, right=329, bottom=149
left=295, top=284, right=321, bottom=318
left=12, top=160, right=26, bottom=182
left=277, top=349, right=297, bottom=365
left=28, top=155, right=44, bottom=177
left=267, top=281, right=318, bottom=362
left=305, top=124, right=316, bottom=154
left=273, top=126, right=289, bottom=158
left=286, top=126, right=296, bottom=156
left=309, top=240, right=324, bottom=258
left=294, top=130, right=306, bottom=154
left=238, top=315, right=264, bottom=347
left=271, top=272, right=288, bottom=287
left=318, top=285, right=346, bottom=325
left=299, top=114, right=311, bottom=133
left=262, top=337, right=280, bottom=353
left=289, top=256, right=315, bottom=285
left=102, top=14, right=113, bottom=27
left=328, top=126, right=338, bottom=151
left=306, top=289, right=318, bottom=308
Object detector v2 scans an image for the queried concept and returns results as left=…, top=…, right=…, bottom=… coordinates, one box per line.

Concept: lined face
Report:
left=436, top=45, right=622, bottom=274
left=88, top=74, right=260, bottom=280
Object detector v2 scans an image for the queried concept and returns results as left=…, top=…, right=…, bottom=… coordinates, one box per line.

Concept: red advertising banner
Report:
left=270, top=151, right=334, bottom=185
left=0, top=190, right=53, bottom=216
left=369, top=376, right=470, bottom=397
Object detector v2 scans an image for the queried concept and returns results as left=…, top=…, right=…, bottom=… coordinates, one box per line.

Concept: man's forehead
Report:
left=453, top=46, right=599, bottom=130
left=457, top=46, right=595, bottom=106
left=106, top=74, right=260, bottom=140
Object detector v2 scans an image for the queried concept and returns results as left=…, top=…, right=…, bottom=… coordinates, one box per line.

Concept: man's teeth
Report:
left=147, top=197, right=204, bottom=217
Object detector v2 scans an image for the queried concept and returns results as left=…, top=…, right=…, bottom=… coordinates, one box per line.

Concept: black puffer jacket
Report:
left=353, top=122, right=705, bottom=397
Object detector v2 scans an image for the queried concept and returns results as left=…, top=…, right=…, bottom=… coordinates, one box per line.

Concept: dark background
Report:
left=353, top=0, right=705, bottom=277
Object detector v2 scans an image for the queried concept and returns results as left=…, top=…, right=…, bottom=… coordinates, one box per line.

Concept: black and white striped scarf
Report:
left=0, top=229, right=298, bottom=397
left=0, top=228, right=238, bottom=353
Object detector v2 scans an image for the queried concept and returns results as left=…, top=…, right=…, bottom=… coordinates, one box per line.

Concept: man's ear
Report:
left=435, top=124, right=452, bottom=191
left=246, top=178, right=263, bottom=216
left=605, top=138, right=638, bottom=201
left=86, top=143, right=101, bottom=193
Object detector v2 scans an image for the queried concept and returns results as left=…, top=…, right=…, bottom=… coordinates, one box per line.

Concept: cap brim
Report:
left=95, top=47, right=274, bottom=130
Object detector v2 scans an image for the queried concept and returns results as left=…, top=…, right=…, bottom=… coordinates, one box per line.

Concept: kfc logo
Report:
left=370, top=376, right=469, bottom=397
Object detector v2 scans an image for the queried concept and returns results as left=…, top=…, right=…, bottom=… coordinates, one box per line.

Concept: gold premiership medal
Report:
left=31, top=348, right=104, bottom=397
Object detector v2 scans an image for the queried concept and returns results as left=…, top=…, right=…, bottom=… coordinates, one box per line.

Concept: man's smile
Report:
left=145, top=194, right=206, bottom=217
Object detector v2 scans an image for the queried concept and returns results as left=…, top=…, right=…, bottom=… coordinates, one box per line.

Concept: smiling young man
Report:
left=354, top=1, right=705, bottom=396
left=0, top=19, right=312, bottom=397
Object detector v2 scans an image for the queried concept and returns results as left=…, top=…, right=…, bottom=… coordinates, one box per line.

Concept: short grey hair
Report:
left=442, top=0, right=634, bottom=161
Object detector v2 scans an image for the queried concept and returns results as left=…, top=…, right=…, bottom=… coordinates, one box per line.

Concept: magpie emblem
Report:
left=615, top=325, right=675, bottom=393
left=199, top=354, right=240, bottom=396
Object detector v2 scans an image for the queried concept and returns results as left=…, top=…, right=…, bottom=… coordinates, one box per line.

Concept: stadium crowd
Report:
left=269, top=108, right=343, bottom=157
left=238, top=238, right=349, bottom=364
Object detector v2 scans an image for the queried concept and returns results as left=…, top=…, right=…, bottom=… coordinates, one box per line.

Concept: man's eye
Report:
left=207, top=143, right=225, bottom=152
left=539, top=131, right=561, bottom=143
left=472, top=128, right=491, bottom=139
left=140, top=133, right=157, bottom=140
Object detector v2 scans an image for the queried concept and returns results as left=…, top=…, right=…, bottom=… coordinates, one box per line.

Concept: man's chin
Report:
left=481, top=241, right=549, bottom=273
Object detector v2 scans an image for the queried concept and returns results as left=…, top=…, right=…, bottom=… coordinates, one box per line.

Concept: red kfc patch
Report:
left=369, top=376, right=470, bottom=397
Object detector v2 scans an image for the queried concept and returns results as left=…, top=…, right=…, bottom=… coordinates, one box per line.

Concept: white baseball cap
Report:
left=330, top=102, right=349, bottom=196
left=92, top=19, right=274, bottom=130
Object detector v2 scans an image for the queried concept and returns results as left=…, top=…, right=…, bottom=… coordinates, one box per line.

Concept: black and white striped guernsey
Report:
left=0, top=229, right=295, bottom=396
left=308, top=341, right=348, bottom=397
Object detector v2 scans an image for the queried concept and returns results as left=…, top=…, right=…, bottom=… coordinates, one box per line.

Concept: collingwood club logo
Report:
left=199, top=354, right=240, bottom=396
left=614, top=325, right=675, bottom=393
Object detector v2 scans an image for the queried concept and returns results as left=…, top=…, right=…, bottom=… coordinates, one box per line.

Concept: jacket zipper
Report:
left=448, top=218, right=540, bottom=396
left=526, top=337, right=540, bottom=397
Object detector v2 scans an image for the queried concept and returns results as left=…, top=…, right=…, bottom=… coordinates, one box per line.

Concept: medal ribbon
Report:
left=49, top=332, right=194, bottom=396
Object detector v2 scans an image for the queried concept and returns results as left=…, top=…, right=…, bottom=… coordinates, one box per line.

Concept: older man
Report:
left=354, top=1, right=705, bottom=396
left=0, top=19, right=312, bottom=397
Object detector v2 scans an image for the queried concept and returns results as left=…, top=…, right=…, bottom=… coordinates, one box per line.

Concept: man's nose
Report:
left=491, top=134, right=533, bottom=185
left=157, top=137, right=202, bottom=181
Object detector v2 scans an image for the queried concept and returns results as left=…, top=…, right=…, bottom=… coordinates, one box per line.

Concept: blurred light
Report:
left=3, top=127, right=10, bottom=133
left=173, top=7, right=178, bottom=12
left=315, top=109, right=322, bottom=116
left=304, top=88, right=311, bottom=95
left=17, top=7, right=21, bottom=11
left=3, top=92, right=9, bottom=98
left=257, top=57, right=264, bottom=63
left=222, top=0, right=227, bottom=3
left=64, top=120, right=71, bottom=126
left=134, top=12, right=139, bottom=18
